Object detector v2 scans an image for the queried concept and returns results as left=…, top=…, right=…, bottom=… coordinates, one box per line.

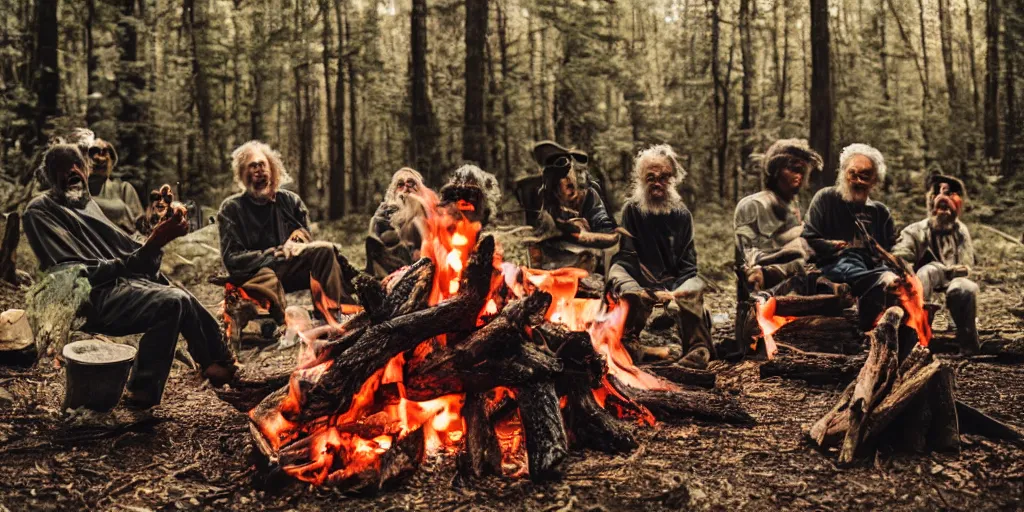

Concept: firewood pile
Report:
left=808, top=306, right=1023, bottom=464
left=246, top=235, right=752, bottom=492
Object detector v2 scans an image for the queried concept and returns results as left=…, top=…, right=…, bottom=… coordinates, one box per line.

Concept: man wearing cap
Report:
left=526, top=140, right=618, bottom=271
left=67, top=128, right=144, bottom=235
left=892, top=174, right=978, bottom=353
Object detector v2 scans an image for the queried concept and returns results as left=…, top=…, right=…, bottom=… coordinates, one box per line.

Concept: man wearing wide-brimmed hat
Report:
left=525, top=140, right=618, bottom=272
left=893, top=174, right=978, bottom=353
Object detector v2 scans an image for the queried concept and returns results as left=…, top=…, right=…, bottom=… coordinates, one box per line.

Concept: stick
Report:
left=977, top=224, right=1024, bottom=247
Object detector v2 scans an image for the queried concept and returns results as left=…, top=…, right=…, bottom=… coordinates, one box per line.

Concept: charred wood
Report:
left=516, top=381, right=568, bottom=482
left=609, top=375, right=754, bottom=425
left=759, top=353, right=866, bottom=385
left=771, top=316, right=864, bottom=355
left=645, top=364, right=717, bottom=389
left=773, top=293, right=853, bottom=317
left=456, top=392, right=502, bottom=481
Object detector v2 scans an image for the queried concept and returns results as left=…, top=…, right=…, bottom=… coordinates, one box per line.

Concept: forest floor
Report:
left=1, top=203, right=1023, bottom=511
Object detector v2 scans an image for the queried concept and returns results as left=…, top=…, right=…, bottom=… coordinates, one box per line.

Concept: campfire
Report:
left=243, top=194, right=745, bottom=491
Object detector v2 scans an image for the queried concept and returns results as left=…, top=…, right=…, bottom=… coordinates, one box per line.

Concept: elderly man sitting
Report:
left=217, top=141, right=357, bottom=324
left=23, top=142, right=236, bottom=409
left=365, top=168, right=432, bottom=277
left=608, top=144, right=712, bottom=369
left=802, top=143, right=899, bottom=329
left=893, top=174, right=979, bottom=353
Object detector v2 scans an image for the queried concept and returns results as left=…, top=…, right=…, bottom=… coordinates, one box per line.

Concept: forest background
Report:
left=1, top=0, right=1023, bottom=225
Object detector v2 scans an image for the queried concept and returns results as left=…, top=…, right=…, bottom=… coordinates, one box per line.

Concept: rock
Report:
left=0, top=309, right=33, bottom=352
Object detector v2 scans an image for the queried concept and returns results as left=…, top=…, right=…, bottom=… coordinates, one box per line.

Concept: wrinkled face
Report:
left=87, top=140, right=114, bottom=177
left=556, top=166, right=580, bottom=205
left=931, top=182, right=963, bottom=223
left=777, top=162, right=807, bottom=197
left=641, top=157, right=674, bottom=203
left=842, top=154, right=877, bottom=204
left=48, top=149, right=91, bottom=209
left=243, top=149, right=274, bottom=200
left=391, top=171, right=422, bottom=202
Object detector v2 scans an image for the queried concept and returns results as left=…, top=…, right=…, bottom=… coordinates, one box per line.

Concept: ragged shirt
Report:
left=611, top=201, right=698, bottom=290
left=734, top=190, right=803, bottom=268
left=217, top=190, right=310, bottom=281
left=22, top=194, right=163, bottom=287
left=88, top=175, right=144, bottom=235
left=891, top=218, right=975, bottom=270
left=802, top=186, right=897, bottom=265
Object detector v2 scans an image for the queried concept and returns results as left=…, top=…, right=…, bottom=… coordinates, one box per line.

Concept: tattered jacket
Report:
left=611, top=201, right=698, bottom=290
left=217, top=190, right=310, bottom=281
left=891, top=218, right=975, bottom=270
left=734, top=190, right=805, bottom=268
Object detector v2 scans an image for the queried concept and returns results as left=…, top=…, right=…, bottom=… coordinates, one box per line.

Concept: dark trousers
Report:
left=820, top=251, right=896, bottom=329
left=82, top=277, right=233, bottom=403
left=240, top=244, right=351, bottom=322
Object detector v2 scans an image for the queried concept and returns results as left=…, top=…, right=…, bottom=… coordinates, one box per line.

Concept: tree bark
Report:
left=938, top=0, right=958, bottom=113
left=330, top=0, right=347, bottom=218
left=711, top=0, right=724, bottom=200
left=322, top=0, right=336, bottom=201
left=347, top=7, right=360, bottom=212
left=739, top=0, right=754, bottom=199
left=965, top=0, right=982, bottom=129
left=984, top=0, right=1000, bottom=158
left=410, top=0, right=441, bottom=186
left=33, top=0, right=59, bottom=158
left=810, top=0, right=836, bottom=186
left=497, top=1, right=513, bottom=190
left=463, top=0, right=489, bottom=166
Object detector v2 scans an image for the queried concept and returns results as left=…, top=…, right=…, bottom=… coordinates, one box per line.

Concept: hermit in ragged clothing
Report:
left=893, top=174, right=978, bottom=353
left=802, top=143, right=899, bottom=329
left=608, top=144, right=713, bottom=369
left=217, top=141, right=358, bottom=324
left=67, top=128, right=144, bottom=235
left=23, top=143, right=236, bottom=409
left=735, top=139, right=821, bottom=293
left=365, top=168, right=433, bottom=278
left=529, top=141, right=619, bottom=272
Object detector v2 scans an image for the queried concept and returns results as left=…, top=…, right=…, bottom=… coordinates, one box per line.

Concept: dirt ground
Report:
left=1, top=207, right=1023, bottom=511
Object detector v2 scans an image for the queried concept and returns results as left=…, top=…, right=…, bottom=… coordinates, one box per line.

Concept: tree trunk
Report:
left=917, top=0, right=931, bottom=103
left=86, top=0, right=101, bottom=126
left=294, top=65, right=310, bottom=201
left=463, top=0, right=488, bottom=166
left=739, top=0, right=754, bottom=199
left=347, top=6, right=360, bottom=213
left=410, top=0, right=441, bottom=186
left=879, top=0, right=890, bottom=102
left=938, top=0, right=958, bottom=113
left=322, top=0, right=336, bottom=199
left=965, top=0, right=982, bottom=129
left=711, top=0, right=724, bottom=200
left=30, top=0, right=59, bottom=168
left=984, top=0, right=1000, bottom=158
left=330, top=0, right=347, bottom=219
left=497, top=1, right=513, bottom=190
left=185, top=0, right=213, bottom=199
left=810, top=0, right=836, bottom=186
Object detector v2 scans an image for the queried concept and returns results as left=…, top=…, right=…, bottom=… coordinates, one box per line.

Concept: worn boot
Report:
left=957, top=325, right=980, bottom=356
left=678, top=346, right=711, bottom=370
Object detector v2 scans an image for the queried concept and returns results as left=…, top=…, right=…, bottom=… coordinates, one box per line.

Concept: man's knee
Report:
left=151, top=287, right=191, bottom=320
left=947, top=278, right=979, bottom=300
left=607, top=264, right=641, bottom=292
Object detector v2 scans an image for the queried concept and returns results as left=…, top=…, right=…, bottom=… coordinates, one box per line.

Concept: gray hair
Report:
left=837, top=143, right=887, bottom=183
left=633, top=144, right=686, bottom=182
left=231, top=140, right=292, bottom=192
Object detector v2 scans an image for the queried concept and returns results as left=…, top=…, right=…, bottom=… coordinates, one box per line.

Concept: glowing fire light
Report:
left=753, top=296, right=795, bottom=360
left=892, top=274, right=933, bottom=347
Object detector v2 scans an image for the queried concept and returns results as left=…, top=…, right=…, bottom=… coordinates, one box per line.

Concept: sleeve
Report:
left=369, top=204, right=395, bottom=239
left=217, top=203, right=276, bottom=278
left=801, top=190, right=839, bottom=261
left=960, top=225, right=976, bottom=267
left=120, top=182, right=144, bottom=221
left=295, top=195, right=311, bottom=231
left=22, top=206, right=158, bottom=286
left=879, top=207, right=897, bottom=252
left=582, top=190, right=617, bottom=233
left=611, top=204, right=642, bottom=272
left=891, top=223, right=923, bottom=267
left=733, top=199, right=765, bottom=268
left=673, top=210, right=699, bottom=287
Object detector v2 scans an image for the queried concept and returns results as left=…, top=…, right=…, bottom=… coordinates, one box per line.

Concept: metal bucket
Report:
left=62, top=340, right=137, bottom=412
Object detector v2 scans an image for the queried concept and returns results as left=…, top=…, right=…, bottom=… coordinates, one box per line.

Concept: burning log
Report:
left=772, top=293, right=854, bottom=317
left=607, top=375, right=754, bottom=425
left=517, top=381, right=569, bottom=481
left=770, top=316, right=864, bottom=355
left=456, top=392, right=502, bottom=481
left=759, top=352, right=866, bottom=385
left=808, top=307, right=967, bottom=465
left=645, top=364, right=717, bottom=389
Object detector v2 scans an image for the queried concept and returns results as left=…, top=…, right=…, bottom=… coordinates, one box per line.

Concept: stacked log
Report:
left=246, top=235, right=754, bottom=491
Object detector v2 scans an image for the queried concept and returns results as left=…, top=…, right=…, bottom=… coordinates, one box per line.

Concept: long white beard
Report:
left=836, top=179, right=869, bottom=204
left=629, top=181, right=684, bottom=215
left=64, top=188, right=91, bottom=209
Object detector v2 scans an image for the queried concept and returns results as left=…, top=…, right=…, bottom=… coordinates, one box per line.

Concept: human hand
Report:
left=146, top=204, right=188, bottom=250
left=288, top=228, right=312, bottom=244
left=745, top=266, right=765, bottom=291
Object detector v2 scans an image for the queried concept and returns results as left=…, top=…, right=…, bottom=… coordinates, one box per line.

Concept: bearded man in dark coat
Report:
left=217, top=141, right=358, bottom=324
left=23, top=143, right=236, bottom=409
left=802, top=143, right=899, bottom=329
left=365, top=167, right=431, bottom=277
left=893, top=174, right=978, bottom=353
left=608, top=144, right=713, bottom=369
left=67, top=128, right=144, bottom=235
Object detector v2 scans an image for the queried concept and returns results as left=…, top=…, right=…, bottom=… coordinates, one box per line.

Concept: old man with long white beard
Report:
left=893, top=174, right=978, bottom=353
left=608, top=144, right=714, bottom=369
left=802, top=143, right=899, bottom=329
left=365, top=167, right=433, bottom=277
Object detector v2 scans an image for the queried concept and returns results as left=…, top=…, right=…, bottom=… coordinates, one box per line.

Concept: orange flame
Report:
left=753, top=296, right=795, bottom=360
left=891, top=274, right=933, bottom=347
